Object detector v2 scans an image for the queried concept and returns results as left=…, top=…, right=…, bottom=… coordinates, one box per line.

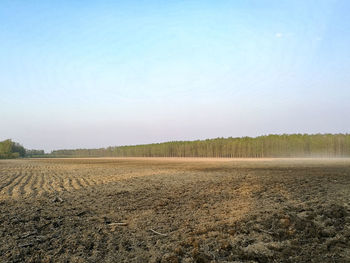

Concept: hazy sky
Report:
left=1, top=0, right=349, bottom=152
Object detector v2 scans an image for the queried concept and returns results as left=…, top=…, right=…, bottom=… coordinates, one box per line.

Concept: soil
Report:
left=0, top=158, right=349, bottom=263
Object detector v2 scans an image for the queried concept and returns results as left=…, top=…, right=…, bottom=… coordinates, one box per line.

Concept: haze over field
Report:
left=1, top=0, right=349, bottom=151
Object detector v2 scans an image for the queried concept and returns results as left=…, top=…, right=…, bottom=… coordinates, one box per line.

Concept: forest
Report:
left=0, top=139, right=46, bottom=159
left=0, top=139, right=26, bottom=159
left=50, top=134, right=350, bottom=158
left=2, top=134, right=350, bottom=159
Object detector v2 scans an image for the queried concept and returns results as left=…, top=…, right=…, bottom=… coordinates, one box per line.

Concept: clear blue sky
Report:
left=1, top=0, right=349, bottom=151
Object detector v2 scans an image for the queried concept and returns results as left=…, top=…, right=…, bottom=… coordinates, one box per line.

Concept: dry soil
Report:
left=0, top=158, right=349, bottom=262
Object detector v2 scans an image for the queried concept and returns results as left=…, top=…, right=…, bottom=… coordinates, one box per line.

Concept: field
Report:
left=0, top=158, right=350, bottom=263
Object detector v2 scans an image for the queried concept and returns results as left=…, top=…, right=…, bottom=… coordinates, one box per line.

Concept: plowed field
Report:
left=0, top=158, right=349, bottom=262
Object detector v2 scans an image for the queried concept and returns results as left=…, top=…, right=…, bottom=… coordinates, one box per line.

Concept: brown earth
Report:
left=0, top=158, right=349, bottom=263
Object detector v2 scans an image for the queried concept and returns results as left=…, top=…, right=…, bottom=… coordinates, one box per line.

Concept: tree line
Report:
left=0, top=139, right=26, bottom=159
left=0, top=139, right=45, bottom=159
left=50, top=133, right=350, bottom=158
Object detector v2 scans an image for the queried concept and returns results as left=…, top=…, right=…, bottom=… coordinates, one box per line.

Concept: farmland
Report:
left=0, top=158, right=350, bottom=262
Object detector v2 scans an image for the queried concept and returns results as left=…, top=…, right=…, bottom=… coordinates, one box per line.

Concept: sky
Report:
left=1, top=0, right=349, bottom=152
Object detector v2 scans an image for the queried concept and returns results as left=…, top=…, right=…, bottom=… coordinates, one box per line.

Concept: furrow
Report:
left=29, top=172, right=39, bottom=197
left=0, top=172, right=22, bottom=192
left=49, top=173, right=60, bottom=193
left=7, top=174, right=26, bottom=197
left=56, top=173, right=67, bottom=192
left=71, top=177, right=82, bottom=190
left=18, top=171, right=33, bottom=196
left=38, top=172, right=45, bottom=195
left=81, top=177, right=92, bottom=186
left=45, top=172, right=55, bottom=193
left=75, top=178, right=84, bottom=188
